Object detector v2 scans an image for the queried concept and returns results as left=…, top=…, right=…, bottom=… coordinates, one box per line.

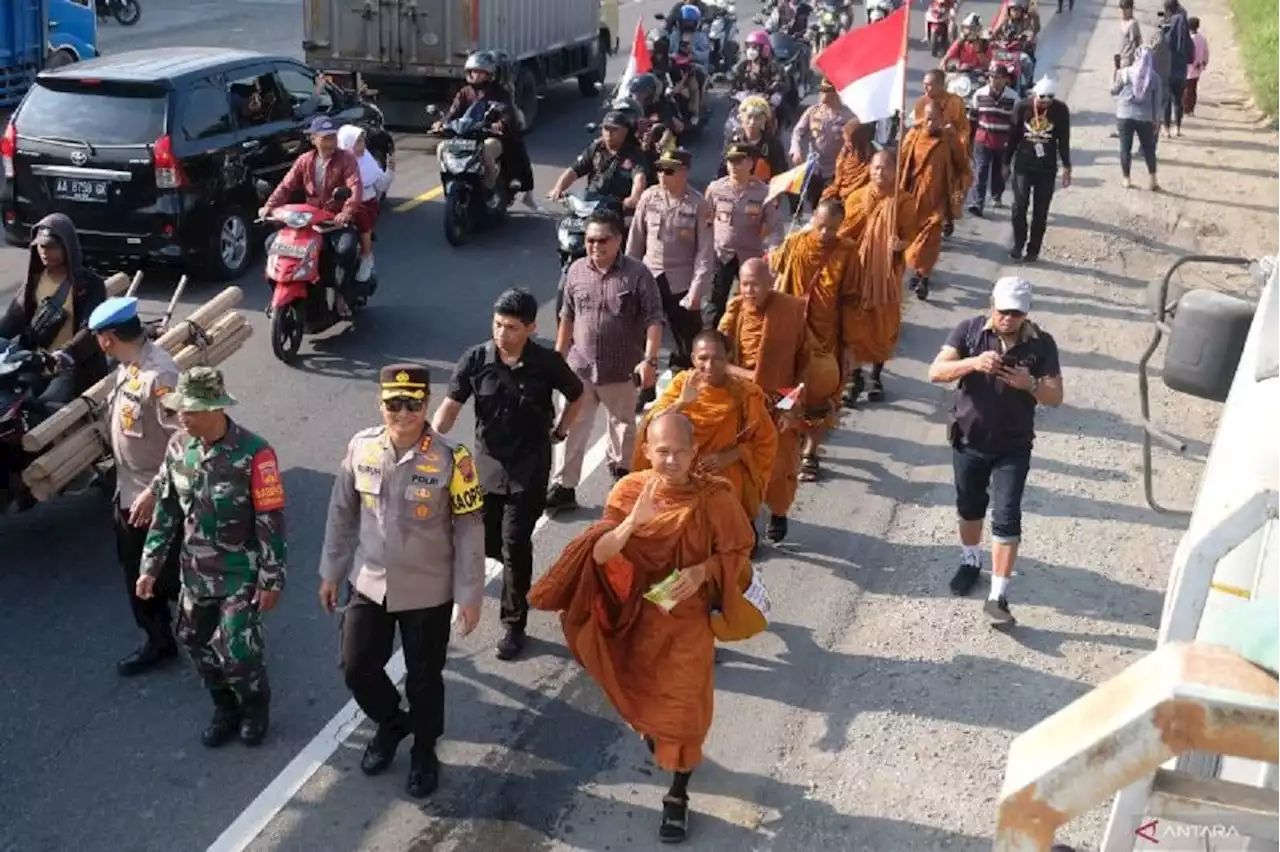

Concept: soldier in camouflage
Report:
left=136, top=367, right=288, bottom=748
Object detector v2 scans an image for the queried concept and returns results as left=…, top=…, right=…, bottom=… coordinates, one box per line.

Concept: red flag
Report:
left=618, top=20, right=653, bottom=93
left=812, top=6, right=910, bottom=123
left=775, top=384, right=805, bottom=411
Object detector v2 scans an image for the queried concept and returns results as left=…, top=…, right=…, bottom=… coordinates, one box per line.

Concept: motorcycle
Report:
left=257, top=184, right=369, bottom=364
left=427, top=101, right=514, bottom=247
left=0, top=338, right=53, bottom=511
left=866, top=0, right=897, bottom=23
left=944, top=66, right=984, bottom=100
left=991, top=38, right=1034, bottom=95
left=554, top=192, right=626, bottom=317
left=95, top=0, right=141, bottom=26
left=770, top=31, right=812, bottom=104
left=925, top=1, right=958, bottom=58
left=704, top=0, right=741, bottom=74
left=810, top=1, right=849, bottom=53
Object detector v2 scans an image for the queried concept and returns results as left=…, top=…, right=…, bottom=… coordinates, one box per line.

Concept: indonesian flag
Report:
left=813, top=6, right=910, bottom=124
left=765, top=158, right=815, bottom=204
left=616, top=20, right=652, bottom=96
left=775, top=384, right=805, bottom=411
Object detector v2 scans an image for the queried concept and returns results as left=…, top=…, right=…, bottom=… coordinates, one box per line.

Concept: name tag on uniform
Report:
left=745, top=202, right=762, bottom=219
left=354, top=462, right=382, bottom=494
left=410, top=473, right=443, bottom=487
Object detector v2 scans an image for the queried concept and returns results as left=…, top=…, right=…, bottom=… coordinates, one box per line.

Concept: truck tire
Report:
left=45, top=48, right=78, bottom=69
left=516, top=66, right=539, bottom=132
left=578, top=36, right=609, bottom=97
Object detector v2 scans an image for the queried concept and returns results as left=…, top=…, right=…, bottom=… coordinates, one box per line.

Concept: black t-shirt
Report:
left=1006, top=98, right=1072, bottom=174
left=572, top=139, right=650, bottom=201
left=945, top=315, right=1061, bottom=454
left=447, top=340, right=585, bottom=493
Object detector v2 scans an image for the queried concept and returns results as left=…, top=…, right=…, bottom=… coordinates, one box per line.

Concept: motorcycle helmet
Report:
left=963, top=12, right=983, bottom=33
left=624, top=72, right=660, bottom=108
left=464, top=51, right=498, bottom=83
left=744, top=29, right=772, bottom=59
left=678, top=4, right=702, bottom=30
left=601, top=109, right=637, bottom=131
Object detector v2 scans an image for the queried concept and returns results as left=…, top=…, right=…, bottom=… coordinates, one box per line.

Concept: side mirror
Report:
left=333, top=186, right=353, bottom=203
left=584, top=122, right=599, bottom=133
left=424, top=105, right=441, bottom=118
left=1162, top=288, right=1255, bottom=402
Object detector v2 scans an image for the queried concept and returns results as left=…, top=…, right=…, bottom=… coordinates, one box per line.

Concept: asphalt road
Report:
left=0, top=2, right=1210, bottom=851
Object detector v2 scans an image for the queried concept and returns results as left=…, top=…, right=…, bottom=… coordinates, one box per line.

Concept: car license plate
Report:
left=268, top=242, right=310, bottom=259
left=52, top=178, right=109, bottom=203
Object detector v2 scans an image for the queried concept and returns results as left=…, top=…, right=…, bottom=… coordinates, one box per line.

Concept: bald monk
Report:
left=633, top=330, right=778, bottom=541
left=913, top=69, right=972, bottom=159
left=718, top=258, right=811, bottom=543
left=529, top=410, right=768, bottom=843
left=898, top=101, right=971, bottom=301
left=839, top=150, right=917, bottom=405
left=768, top=198, right=860, bottom=483
left=819, top=118, right=876, bottom=203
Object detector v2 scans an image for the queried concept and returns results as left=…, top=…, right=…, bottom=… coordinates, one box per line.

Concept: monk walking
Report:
left=913, top=69, right=973, bottom=159
left=839, top=150, right=917, bottom=405
left=718, top=258, right=811, bottom=543
left=768, top=198, right=860, bottom=483
left=819, top=118, right=877, bottom=203
left=529, top=411, right=769, bottom=843
left=633, top=330, right=778, bottom=542
left=898, top=101, right=971, bottom=301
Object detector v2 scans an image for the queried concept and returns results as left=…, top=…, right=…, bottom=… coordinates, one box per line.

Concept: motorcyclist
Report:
left=719, top=96, right=789, bottom=181
left=993, top=0, right=1038, bottom=85
left=669, top=5, right=712, bottom=126
left=430, top=51, right=531, bottom=196
left=546, top=109, right=649, bottom=213
left=944, top=14, right=991, bottom=70
left=664, top=0, right=710, bottom=30
left=730, top=30, right=787, bottom=103
left=620, top=71, right=684, bottom=139
left=0, top=213, right=107, bottom=510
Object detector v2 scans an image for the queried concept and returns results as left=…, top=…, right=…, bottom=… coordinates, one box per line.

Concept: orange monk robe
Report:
left=839, top=184, right=918, bottom=364
left=913, top=93, right=972, bottom=158
left=768, top=230, right=860, bottom=429
left=632, top=371, right=778, bottom=520
left=820, top=145, right=871, bottom=202
left=897, top=125, right=971, bottom=278
left=719, top=291, right=812, bottom=517
left=528, top=471, right=765, bottom=773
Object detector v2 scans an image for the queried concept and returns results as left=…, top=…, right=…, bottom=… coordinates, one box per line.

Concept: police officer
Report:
left=702, top=143, right=782, bottom=329
left=546, top=109, right=649, bottom=212
left=319, top=364, right=485, bottom=799
left=626, top=148, right=715, bottom=390
left=136, top=367, right=288, bottom=748
left=89, top=297, right=183, bottom=677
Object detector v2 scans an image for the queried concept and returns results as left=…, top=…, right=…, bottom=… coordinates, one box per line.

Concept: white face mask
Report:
left=746, top=47, right=761, bottom=60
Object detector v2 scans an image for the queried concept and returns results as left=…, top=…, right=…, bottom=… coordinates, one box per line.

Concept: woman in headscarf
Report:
left=719, top=96, right=788, bottom=181
left=337, top=125, right=396, bottom=283
left=1110, top=45, right=1161, bottom=190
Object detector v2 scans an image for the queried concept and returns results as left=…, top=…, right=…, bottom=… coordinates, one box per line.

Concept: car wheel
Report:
left=206, top=206, right=253, bottom=280
left=578, top=38, right=609, bottom=97
left=45, top=48, right=78, bottom=69
left=516, top=66, right=539, bottom=132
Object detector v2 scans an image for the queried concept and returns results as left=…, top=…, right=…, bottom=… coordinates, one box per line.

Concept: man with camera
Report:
left=927, top=277, right=1063, bottom=625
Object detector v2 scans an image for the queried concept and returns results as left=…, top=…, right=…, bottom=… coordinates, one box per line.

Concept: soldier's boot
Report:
left=238, top=693, right=271, bottom=747
left=201, top=688, right=241, bottom=748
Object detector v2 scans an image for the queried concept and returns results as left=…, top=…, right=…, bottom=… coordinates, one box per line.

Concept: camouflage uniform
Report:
left=140, top=370, right=287, bottom=712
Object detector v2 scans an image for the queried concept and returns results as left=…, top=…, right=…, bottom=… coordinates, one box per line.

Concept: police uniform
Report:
left=624, top=148, right=716, bottom=373
left=701, top=144, right=782, bottom=329
left=88, top=297, right=183, bottom=677
left=318, top=364, right=485, bottom=798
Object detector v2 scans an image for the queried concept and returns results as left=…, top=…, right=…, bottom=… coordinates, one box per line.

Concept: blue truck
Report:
left=2, top=0, right=99, bottom=112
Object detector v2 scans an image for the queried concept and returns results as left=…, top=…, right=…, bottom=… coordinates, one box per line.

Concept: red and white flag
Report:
left=617, top=20, right=653, bottom=95
left=775, top=384, right=805, bottom=411
left=812, top=6, right=910, bottom=124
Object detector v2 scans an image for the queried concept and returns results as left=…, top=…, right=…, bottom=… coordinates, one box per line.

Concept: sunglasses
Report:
left=384, top=398, right=425, bottom=413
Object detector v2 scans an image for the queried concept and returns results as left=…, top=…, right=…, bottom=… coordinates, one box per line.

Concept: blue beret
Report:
left=88, top=297, right=139, bottom=331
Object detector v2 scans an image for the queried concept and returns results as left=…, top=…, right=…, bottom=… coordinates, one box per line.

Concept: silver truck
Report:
left=302, top=0, right=615, bottom=130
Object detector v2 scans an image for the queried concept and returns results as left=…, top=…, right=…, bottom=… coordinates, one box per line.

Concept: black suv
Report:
left=1, top=47, right=393, bottom=280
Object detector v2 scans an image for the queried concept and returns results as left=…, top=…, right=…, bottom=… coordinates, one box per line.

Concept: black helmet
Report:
left=624, top=73, right=659, bottom=106
left=602, top=109, right=636, bottom=130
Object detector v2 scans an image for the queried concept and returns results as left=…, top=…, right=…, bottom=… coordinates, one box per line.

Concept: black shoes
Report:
left=116, top=635, right=178, bottom=677
left=406, top=745, right=440, bottom=799
left=909, top=275, right=930, bottom=300
left=766, top=513, right=788, bottom=544
left=239, top=695, right=270, bottom=746
left=545, top=485, right=577, bottom=514
left=949, top=562, right=981, bottom=597
left=201, top=689, right=242, bottom=748
left=361, top=717, right=409, bottom=776
left=495, top=627, right=525, bottom=661
left=1009, top=247, right=1024, bottom=262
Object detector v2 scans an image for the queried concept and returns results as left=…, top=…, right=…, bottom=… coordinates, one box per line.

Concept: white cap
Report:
left=1032, top=75, right=1057, bottom=97
left=992, top=276, right=1033, bottom=313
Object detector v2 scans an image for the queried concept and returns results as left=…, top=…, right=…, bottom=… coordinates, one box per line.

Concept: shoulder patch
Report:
left=250, top=447, right=286, bottom=513
left=448, top=444, right=483, bottom=516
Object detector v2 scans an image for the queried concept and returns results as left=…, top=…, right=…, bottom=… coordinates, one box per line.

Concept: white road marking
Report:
left=206, top=429, right=616, bottom=852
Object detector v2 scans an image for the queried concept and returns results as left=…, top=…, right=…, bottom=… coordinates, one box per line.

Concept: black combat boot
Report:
left=406, top=742, right=440, bottom=799
left=238, top=692, right=271, bottom=747
left=202, top=688, right=241, bottom=748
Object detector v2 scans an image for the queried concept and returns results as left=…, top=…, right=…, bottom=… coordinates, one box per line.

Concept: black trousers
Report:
left=702, top=256, right=740, bottom=330
left=483, top=486, right=546, bottom=631
left=1010, top=169, right=1056, bottom=257
left=340, top=591, right=453, bottom=746
left=655, top=273, right=701, bottom=372
left=115, top=506, right=180, bottom=640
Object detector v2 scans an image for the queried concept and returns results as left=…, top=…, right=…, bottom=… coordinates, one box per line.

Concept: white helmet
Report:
left=1031, top=75, right=1057, bottom=97
left=963, top=12, right=983, bottom=28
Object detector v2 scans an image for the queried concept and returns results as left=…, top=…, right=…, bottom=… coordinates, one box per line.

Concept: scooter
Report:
left=925, top=0, right=958, bottom=57
left=811, top=0, right=848, bottom=53
left=95, top=0, right=141, bottom=26
left=427, top=102, right=514, bottom=247
left=0, top=338, right=54, bottom=512
left=705, top=0, right=741, bottom=74
left=944, top=66, right=985, bottom=100
left=554, top=192, right=626, bottom=316
left=258, top=184, right=369, bottom=364
left=991, top=37, right=1034, bottom=95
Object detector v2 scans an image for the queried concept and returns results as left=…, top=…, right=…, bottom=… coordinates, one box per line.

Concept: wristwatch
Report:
left=644, top=356, right=659, bottom=368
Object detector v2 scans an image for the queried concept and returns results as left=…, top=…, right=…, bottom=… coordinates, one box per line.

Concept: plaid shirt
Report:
left=561, top=254, right=665, bottom=386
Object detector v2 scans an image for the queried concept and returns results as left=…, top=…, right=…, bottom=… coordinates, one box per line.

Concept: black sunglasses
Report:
left=656, top=167, right=678, bottom=175
left=384, top=398, right=425, bottom=413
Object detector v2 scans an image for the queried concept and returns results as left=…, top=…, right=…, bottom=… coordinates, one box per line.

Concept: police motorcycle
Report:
left=96, top=0, right=141, bottom=25
left=810, top=0, right=851, bottom=53
left=425, top=100, right=515, bottom=247
left=703, top=0, right=741, bottom=74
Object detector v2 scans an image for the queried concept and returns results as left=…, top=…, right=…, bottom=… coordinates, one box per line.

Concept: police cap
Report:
left=724, top=142, right=753, bottom=161
left=380, top=363, right=430, bottom=401
left=88, top=297, right=140, bottom=332
left=655, top=148, right=693, bottom=170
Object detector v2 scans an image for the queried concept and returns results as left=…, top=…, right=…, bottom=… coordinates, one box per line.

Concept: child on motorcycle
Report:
left=337, top=125, right=395, bottom=284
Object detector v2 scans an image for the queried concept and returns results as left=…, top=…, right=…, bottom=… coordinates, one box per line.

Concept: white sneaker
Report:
left=355, top=255, right=374, bottom=282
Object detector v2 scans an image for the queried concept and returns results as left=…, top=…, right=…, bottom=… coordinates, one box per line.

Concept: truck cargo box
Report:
left=1, top=0, right=46, bottom=111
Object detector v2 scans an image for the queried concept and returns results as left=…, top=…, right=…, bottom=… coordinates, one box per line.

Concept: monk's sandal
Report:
left=659, top=795, right=690, bottom=843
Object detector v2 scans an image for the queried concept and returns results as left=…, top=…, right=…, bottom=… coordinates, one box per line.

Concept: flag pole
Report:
left=888, top=4, right=911, bottom=242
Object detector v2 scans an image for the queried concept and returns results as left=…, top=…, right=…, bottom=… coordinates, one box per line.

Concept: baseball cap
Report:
left=992, top=276, right=1032, bottom=313
left=308, top=116, right=339, bottom=136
